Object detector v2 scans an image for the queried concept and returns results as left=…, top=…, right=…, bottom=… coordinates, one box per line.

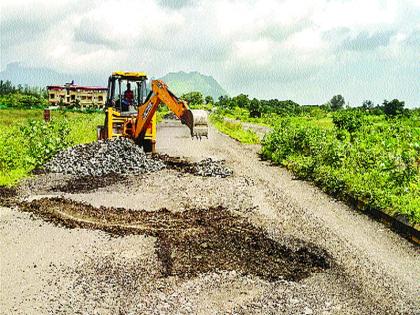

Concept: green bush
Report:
left=261, top=117, right=420, bottom=224
left=332, top=110, right=365, bottom=134
left=0, top=93, right=47, bottom=109
left=0, top=109, right=103, bottom=186
left=20, top=119, right=72, bottom=167
left=0, top=119, right=72, bottom=185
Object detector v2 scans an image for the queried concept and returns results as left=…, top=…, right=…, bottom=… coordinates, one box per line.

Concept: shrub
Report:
left=261, top=116, right=420, bottom=224
left=332, top=110, right=365, bottom=134
left=20, top=119, right=72, bottom=167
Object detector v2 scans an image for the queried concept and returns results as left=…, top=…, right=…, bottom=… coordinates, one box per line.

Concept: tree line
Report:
left=181, top=90, right=414, bottom=119
left=0, top=80, right=48, bottom=109
left=0, top=79, right=415, bottom=117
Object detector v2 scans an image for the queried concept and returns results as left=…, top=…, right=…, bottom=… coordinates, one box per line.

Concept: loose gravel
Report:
left=44, top=138, right=165, bottom=177
left=155, top=154, right=233, bottom=178
left=43, top=138, right=232, bottom=180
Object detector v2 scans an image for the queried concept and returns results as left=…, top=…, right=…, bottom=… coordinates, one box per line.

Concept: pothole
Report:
left=19, top=197, right=331, bottom=282
left=50, top=174, right=127, bottom=193
left=0, top=186, right=17, bottom=198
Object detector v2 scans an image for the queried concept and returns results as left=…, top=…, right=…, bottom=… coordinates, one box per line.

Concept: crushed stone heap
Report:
left=189, top=158, right=233, bottom=178
left=44, top=138, right=165, bottom=177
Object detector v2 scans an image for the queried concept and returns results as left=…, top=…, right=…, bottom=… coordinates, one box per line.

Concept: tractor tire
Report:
left=143, top=140, right=153, bottom=153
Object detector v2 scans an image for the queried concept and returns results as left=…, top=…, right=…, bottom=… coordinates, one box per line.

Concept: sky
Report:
left=1, top=0, right=419, bottom=106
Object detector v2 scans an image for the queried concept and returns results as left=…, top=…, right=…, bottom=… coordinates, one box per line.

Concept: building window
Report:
left=98, top=96, right=103, bottom=101
left=49, top=94, right=55, bottom=99
left=87, top=96, right=92, bottom=100
left=71, top=95, right=75, bottom=100
left=81, top=96, right=87, bottom=100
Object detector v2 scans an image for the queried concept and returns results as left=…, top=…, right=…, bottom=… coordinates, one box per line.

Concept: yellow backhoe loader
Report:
left=97, top=71, right=208, bottom=152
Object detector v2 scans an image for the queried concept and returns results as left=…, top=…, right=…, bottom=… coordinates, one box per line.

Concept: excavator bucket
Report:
left=181, top=109, right=209, bottom=139
left=190, top=109, right=209, bottom=139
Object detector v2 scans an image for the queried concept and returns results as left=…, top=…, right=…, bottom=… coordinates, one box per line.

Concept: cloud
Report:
left=340, top=30, right=395, bottom=51
left=1, top=0, right=419, bottom=106
left=157, top=0, right=194, bottom=9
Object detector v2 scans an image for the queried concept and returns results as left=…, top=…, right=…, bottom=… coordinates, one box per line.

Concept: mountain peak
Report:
left=159, top=71, right=227, bottom=99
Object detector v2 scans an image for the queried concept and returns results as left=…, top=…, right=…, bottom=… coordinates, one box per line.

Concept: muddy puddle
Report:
left=20, top=197, right=331, bottom=282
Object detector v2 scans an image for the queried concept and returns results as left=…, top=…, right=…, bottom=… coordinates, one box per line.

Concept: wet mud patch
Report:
left=19, top=197, right=331, bottom=282
left=49, top=174, right=128, bottom=193
left=0, top=185, right=18, bottom=206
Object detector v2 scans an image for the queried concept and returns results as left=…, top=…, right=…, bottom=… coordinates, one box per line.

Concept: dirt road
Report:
left=1, top=120, right=419, bottom=314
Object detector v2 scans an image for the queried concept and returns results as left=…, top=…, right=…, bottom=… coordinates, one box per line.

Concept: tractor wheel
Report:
left=143, top=140, right=153, bottom=153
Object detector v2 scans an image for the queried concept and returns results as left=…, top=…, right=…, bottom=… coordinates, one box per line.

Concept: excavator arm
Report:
left=133, top=80, right=200, bottom=142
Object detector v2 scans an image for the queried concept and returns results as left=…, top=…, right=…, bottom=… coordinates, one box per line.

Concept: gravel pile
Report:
left=154, top=154, right=233, bottom=178
left=189, top=158, right=233, bottom=178
left=44, top=138, right=165, bottom=177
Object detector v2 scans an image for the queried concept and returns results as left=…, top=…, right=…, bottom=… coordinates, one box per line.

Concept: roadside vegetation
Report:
left=210, top=114, right=260, bottom=144
left=0, top=80, right=48, bottom=109
left=210, top=93, right=420, bottom=226
left=0, top=108, right=103, bottom=186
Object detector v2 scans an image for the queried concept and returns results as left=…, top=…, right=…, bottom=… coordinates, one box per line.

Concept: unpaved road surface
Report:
left=1, top=120, right=419, bottom=314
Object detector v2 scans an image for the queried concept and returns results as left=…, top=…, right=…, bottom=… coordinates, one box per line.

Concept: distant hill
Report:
left=159, top=71, right=227, bottom=99
left=0, top=63, right=105, bottom=88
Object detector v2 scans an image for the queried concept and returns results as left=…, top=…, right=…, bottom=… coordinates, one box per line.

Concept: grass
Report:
left=210, top=114, right=260, bottom=144
left=0, top=108, right=104, bottom=186
left=0, top=108, right=43, bottom=126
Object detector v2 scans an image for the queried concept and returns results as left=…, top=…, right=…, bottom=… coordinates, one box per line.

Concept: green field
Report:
left=0, top=109, right=103, bottom=186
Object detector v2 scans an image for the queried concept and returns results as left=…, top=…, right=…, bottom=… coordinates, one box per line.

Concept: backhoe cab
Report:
left=97, top=71, right=208, bottom=153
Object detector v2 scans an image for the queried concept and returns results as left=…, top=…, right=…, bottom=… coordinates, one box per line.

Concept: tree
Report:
left=204, top=95, right=214, bottom=105
left=217, top=95, right=232, bottom=109
left=249, top=98, right=261, bottom=117
left=362, top=100, right=374, bottom=110
left=232, top=94, right=250, bottom=109
left=330, top=95, right=345, bottom=111
left=383, top=99, right=405, bottom=118
left=180, top=91, right=204, bottom=107
left=0, top=80, right=15, bottom=95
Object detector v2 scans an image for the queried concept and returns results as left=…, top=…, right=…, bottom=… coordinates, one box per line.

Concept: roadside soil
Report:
left=1, top=120, right=419, bottom=314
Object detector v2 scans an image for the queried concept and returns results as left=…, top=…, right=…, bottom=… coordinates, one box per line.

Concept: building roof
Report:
left=47, top=85, right=107, bottom=91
